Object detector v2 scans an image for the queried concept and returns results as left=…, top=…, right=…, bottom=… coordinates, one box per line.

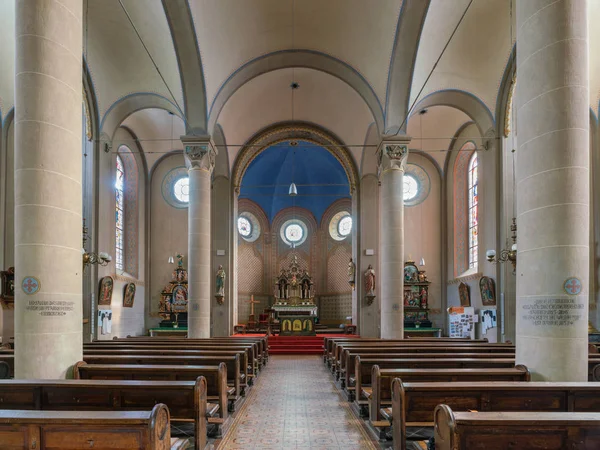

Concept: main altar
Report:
left=273, top=255, right=317, bottom=336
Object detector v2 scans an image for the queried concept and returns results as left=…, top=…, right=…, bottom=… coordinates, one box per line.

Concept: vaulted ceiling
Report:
left=1, top=0, right=599, bottom=171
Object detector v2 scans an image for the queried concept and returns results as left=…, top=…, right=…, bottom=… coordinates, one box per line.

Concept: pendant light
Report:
left=288, top=0, right=298, bottom=198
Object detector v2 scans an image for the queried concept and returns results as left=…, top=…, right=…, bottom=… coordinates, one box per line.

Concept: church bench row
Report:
left=353, top=358, right=521, bottom=411
left=339, top=351, right=517, bottom=389
left=79, top=354, right=243, bottom=402
left=327, top=341, right=516, bottom=371
left=85, top=341, right=262, bottom=375
left=323, top=337, right=494, bottom=364
left=386, top=379, right=600, bottom=450
left=0, top=378, right=211, bottom=450
left=83, top=348, right=254, bottom=390
left=331, top=344, right=518, bottom=381
left=73, top=363, right=233, bottom=436
left=107, top=336, right=268, bottom=365
left=0, top=404, right=171, bottom=450
left=434, top=405, right=600, bottom=450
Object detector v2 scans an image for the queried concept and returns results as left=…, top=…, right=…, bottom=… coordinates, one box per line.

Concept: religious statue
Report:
left=364, top=264, right=376, bottom=305
left=420, top=287, right=428, bottom=309
left=348, top=258, right=356, bottom=290
left=215, top=265, right=226, bottom=305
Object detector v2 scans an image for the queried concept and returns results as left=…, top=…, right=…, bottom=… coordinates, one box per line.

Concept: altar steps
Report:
left=268, top=336, right=325, bottom=355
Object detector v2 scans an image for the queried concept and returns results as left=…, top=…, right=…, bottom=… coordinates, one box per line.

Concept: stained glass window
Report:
left=468, top=153, right=478, bottom=269
left=116, top=155, right=124, bottom=272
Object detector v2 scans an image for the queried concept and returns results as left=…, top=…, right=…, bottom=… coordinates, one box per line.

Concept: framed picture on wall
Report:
left=458, top=282, right=470, bottom=307
left=98, top=276, right=114, bottom=306
left=123, top=282, right=136, bottom=308
left=479, top=276, right=496, bottom=306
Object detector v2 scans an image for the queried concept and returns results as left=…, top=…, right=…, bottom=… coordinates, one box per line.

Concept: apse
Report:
left=239, top=140, right=350, bottom=223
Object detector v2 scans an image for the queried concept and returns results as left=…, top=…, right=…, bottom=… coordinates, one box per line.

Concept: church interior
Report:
left=0, top=0, right=600, bottom=449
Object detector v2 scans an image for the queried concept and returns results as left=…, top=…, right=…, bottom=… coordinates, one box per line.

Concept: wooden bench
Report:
left=84, top=347, right=256, bottom=384
left=109, top=337, right=269, bottom=365
left=330, top=342, right=516, bottom=373
left=353, top=357, right=518, bottom=405
left=387, top=379, right=600, bottom=450
left=0, top=404, right=171, bottom=450
left=340, top=349, right=516, bottom=388
left=81, top=354, right=243, bottom=401
left=354, top=364, right=530, bottom=417
left=73, top=362, right=231, bottom=429
left=434, top=405, right=600, bottom=450
left=0, top=378, right=210, bottom=450
left=85, top=342, right=260, bottom=375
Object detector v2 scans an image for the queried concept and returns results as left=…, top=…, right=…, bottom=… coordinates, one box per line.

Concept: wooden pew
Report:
left=0, top=378, right=209, bottom=450
left=85, top=342, right=260, bottom=376
left=388, top=379, right=600, bottom=450
left=330, top=342, right=515, bottom=372
left=0, top=404, right=171, bottom=450
left=340, top=348, right=516, bottom=388
left=434, top=405, right=600, bottom=450
left=108, top=337, right=269, bottom=366
left=353, top=356, right=517, bottom=406
left=73, top=362, right=231, bottom=425
left=81, top=354, right=243, bottom=400
left=83, top=347, right=256, bottom=385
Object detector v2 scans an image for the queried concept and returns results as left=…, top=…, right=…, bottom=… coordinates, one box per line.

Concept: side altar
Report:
left=158, top=254, right=188, bottom=328
left=273, top=255, right=317, bottom=336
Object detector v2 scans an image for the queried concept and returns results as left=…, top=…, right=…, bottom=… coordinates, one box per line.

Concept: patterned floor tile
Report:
left=217, top=354, right=379, bottom=450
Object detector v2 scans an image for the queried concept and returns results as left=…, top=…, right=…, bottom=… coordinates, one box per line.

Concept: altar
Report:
left=273, top=255, right=317, bottom=336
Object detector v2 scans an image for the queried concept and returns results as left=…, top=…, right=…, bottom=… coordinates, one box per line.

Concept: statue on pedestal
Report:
left=215, top=265, right=226, bottom=305
left=364, top=264, right=376, bottom=305
left=348, top=258, right=356, bottom=290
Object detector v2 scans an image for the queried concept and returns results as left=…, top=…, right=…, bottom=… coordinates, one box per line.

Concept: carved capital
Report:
left=378, top=136, right=411, bottom=177
left=181, top=136, right=217, bottom=172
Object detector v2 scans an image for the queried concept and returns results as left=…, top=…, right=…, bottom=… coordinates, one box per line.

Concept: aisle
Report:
left=217, top=355, right=378, bottom=450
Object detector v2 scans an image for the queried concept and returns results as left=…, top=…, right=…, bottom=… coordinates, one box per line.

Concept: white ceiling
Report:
left=189, top=0, right=402, bottom=107
left=218, top=67, right=373, bottom=171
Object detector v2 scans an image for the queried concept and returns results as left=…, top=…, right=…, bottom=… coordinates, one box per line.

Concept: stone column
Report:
left=183, top=137, right=217, bottom=338
left=14, top=0, right=83, bottom=378
left=378, top=138, right=410, bottom=339
left=516, top=0, right=589, bottom=381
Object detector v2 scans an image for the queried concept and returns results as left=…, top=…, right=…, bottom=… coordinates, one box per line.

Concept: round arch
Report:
left=208, top=50, right=384, bottom=135
left=232, top=122, right=359, bottom=195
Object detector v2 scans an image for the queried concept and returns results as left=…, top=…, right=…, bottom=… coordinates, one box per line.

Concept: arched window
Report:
left=467, top=154, right=478, bottom=269
left=115, top=155, right=125, bottom=271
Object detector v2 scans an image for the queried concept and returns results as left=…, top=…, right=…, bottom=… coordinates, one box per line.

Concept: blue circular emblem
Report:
left=564, top=277, right=582, bottom=296
left=22, top=276, right=41, bottom=295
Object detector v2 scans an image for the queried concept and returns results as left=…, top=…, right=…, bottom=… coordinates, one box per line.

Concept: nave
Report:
left=218, top=355, right=377, bottom=450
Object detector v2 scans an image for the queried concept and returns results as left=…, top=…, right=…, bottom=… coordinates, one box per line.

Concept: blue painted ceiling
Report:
left=239, top=140, right=350, bottom=223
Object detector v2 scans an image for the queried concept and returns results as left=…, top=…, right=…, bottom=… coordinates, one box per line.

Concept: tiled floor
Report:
left=217, top=355, right=378, bottom=450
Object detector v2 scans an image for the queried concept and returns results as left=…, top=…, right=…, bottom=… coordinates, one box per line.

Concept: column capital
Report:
left=181, top=135, right=217, bottom=172
left=377, top=135, right=411, bottom=177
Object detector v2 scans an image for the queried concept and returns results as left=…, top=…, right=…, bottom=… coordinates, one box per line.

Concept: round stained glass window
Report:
left=403, top=174, right=419, bottom=201
left=173, top=177, right=189, bottom=203
left=338, top=215, right=352, bottom=237
left=285, top=224, right=303, bottom=243
left=238, top=217, right=252, bottom=237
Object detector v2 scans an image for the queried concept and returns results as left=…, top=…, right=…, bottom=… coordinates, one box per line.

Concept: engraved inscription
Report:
left=25, top=300, right=75, bottom=316
left=521, top=298, right=584, bottom=326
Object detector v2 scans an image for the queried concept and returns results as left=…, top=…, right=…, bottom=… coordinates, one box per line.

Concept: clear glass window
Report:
left=173, top=177, right=189, bottom=203
left=403, top=174, right=419, bottom=201
left=238, top=217, right=252, bottom=237
left=338, top=215, right=352, bottom=237
left=285, top=223, right=303, bottom=243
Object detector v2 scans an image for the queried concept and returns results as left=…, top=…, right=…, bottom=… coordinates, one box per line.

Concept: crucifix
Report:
left=247, top=295, right=260, bottom=330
